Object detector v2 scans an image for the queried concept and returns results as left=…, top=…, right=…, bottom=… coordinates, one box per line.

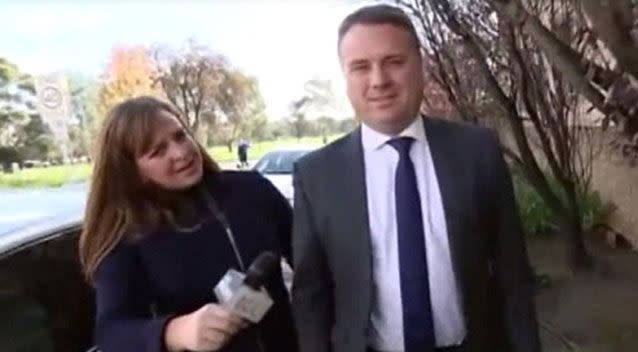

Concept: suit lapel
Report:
left=341, top=126, right=373, bottom=309
left=423, top=117, right=469, bottom=298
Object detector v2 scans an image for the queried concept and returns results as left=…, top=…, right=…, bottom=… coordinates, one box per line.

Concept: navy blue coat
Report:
left=94, top=171, right=298, bottom=352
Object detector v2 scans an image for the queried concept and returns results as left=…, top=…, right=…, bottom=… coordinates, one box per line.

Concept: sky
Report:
left=0, top=0, right=374, bottom=119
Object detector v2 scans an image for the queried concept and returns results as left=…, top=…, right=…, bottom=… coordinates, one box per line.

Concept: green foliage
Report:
left=512, top=168, right=616, bottom=236
left=67, top=73, right=100, bottom=157
left=579, top=188, right=617, bottom=231
left=263, top=117, right=356, bottom=141
left=512, top=173, right=555, bottom=236
left=1, top=57, right=60, bottom=166
left=0, top=57, right=20, bottom=84
left=244, top=114, right=270, bottom=142
left=0, top=146, right=20, bottom=171
left=16, top=114, right=59, bottom=161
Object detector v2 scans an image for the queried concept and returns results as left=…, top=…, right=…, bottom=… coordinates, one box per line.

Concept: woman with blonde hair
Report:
left=79, top=96, right=298, bottom=352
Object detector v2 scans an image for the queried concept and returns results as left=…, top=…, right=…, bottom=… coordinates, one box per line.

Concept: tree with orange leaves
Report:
left=96, top=45, right=163, bottom=124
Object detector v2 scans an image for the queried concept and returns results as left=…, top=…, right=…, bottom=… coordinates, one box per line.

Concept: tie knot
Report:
left=387, top=136, right=414, bottom=157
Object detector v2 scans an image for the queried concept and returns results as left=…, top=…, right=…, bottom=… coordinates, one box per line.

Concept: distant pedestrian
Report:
left=237, top=139, right=250, bottom=169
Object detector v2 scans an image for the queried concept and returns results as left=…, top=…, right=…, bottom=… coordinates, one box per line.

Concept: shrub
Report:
left=511, top=168, right=616, bottom=236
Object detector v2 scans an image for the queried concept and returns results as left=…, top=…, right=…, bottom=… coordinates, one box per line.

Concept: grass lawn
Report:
left=207, top=135, right=332, bottom=163
left=0, top=135, right=339, bottom=188
left=0, top=164, right=92, bottom=188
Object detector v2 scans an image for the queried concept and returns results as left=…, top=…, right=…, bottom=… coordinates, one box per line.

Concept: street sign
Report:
left=34, top=73, right=72, bottom=162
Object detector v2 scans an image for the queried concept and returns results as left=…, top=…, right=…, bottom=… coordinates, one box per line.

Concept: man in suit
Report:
left=291, top=4, right=540, bottom=352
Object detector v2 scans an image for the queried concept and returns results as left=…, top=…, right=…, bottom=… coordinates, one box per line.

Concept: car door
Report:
left=0, top=226, right=95, bottom=352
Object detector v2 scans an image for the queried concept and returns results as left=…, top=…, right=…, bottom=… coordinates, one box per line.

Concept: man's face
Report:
left=339, top=23, right=424, bottom=135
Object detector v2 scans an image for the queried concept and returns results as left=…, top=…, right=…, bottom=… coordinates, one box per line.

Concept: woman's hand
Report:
left=165, top=303, right=249, bottom=351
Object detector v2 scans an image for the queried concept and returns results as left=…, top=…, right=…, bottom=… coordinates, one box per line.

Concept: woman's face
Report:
left=135, top=110, right=204, bottom=190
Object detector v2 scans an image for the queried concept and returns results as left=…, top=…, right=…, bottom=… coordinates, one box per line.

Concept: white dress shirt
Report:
left=362, top=117, right=466, bottom=351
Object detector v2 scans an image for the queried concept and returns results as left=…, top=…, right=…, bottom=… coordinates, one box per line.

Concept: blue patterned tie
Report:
left=387, top=137, right=435, bottom=352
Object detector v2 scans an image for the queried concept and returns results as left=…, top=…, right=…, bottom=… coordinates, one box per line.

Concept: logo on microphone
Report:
left=213, top=252, right=279, bottom=323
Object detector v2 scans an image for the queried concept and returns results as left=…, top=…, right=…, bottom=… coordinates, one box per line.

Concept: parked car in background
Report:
left=253, top=148, right=314, bottom=205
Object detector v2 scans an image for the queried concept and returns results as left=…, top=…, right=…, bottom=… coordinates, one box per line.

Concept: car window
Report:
left=254, top=151, right=308, bottom=174
left=0, top=229, right=95, bottom=352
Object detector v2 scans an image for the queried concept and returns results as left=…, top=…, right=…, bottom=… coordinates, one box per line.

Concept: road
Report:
left=0, top=182, right=87, bottom=234
left=0, top=162, right=252, bottom=234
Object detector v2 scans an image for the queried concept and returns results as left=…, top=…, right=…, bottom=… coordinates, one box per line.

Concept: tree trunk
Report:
left=563, top=180, right=594, bottom=272
left=561, top=213, right=594, bottom=272
left=192, top=114, right=200, bottom=136
left=196, top=122, right=209, bottom=147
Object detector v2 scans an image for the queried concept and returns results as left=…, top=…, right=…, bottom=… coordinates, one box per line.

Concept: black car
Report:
left=0, top=210, right=97, bottom=352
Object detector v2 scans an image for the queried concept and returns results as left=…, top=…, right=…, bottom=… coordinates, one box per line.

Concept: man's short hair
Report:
left=338, top=5, right=420, bottom=51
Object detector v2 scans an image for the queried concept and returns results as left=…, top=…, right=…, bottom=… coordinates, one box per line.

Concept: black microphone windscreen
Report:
left=243, top=251, right=279, bottom=289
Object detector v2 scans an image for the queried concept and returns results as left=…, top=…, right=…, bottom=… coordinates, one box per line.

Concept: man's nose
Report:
left=370, top=65, right=391, bottom=89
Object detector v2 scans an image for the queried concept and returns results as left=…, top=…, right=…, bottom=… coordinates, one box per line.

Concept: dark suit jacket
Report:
left=94, top=171, right=299, bottom=352
left=291, top=117, right=540, bottom=352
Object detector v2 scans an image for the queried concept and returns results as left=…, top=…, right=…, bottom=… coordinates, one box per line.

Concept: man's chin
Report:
left=366, top=113, right=412, bottom=130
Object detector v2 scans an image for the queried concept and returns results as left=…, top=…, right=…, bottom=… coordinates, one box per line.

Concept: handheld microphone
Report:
left=214, top=252, right=278, bottom=323
left=243, top=251, right=279, bottom=289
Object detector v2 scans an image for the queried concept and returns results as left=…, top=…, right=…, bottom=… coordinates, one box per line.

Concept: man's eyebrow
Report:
left=348, top=58, right=369, bottom=67
left=383, top=54, right=406, bottom=60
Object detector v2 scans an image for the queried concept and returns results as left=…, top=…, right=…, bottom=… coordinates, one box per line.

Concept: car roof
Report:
left=0, top=209, right=84, bottom=259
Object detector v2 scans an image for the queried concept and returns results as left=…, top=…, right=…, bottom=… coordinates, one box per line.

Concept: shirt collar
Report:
left=361, top=116, right=426, bottom=151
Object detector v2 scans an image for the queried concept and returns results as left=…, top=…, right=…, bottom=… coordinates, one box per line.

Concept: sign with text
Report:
left=34, top=73, right=72, bottom=144
left=34, top=73, right=72, bottom=161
